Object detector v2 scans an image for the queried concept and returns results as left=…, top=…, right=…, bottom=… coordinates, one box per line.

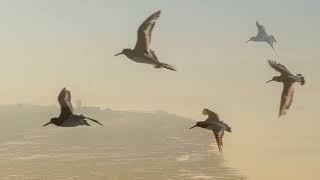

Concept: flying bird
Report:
left=189, top=108, right=231, bottom=153
left=266, top=60, right=305, bottom=117
left=246, top=21, right=278, bottom=56
left=114, top=10, right=176, bottom=71
left=43, top=88, right=103, bottom=127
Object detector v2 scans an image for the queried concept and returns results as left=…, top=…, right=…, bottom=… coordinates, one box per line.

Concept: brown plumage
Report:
left=58, top=88, right=73, bottom=120
left=190, top=108, right=231, bottom=153
left=43, top=88, right=103, bottom=127
left=134, top=11, right=161, bottom=55
left=266, top=60, right=305, bottom=117
left=114, top=11, right=176, bottom=71
left=202, top=108, right=220, bottom=123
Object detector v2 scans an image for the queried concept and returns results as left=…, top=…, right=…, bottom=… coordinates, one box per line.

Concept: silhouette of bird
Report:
left=43, top=88, right=103, bottom=127
left=114, top=10, right=176, bottom=71
left=246, top=21, right=278, bottom=56
left=266, top=60, right=305, bottom=117
left=189, top=108, right=231, bottom=153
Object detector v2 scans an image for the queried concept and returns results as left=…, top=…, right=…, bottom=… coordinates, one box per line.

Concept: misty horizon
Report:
left=0, top=0, right=319, bottom=179
left=0, top=104, right=245, bottom=180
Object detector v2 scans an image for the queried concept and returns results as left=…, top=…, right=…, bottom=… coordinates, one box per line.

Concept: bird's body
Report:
left=247, top=21, right=278, bottom=56
left=115, top=10, right=176, bottom=71
left=266, top=60, right=305, bottom=117
left=190, top=108, right=231, bottom=153
left=194, top=121, right=230, bottom=132
left=57, top=115, right=90, bottom=127
left=121, top=49, right=159, bottom=65
left=132, top=55, right=155, bottom=64
left=43, top=88, right=103, bottom=127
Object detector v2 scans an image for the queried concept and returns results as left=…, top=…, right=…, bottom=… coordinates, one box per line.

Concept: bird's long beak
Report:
left=42, top=122, right=51, bottom=127
left=265, top=79, right=273, bottom=83
left=189, top=124, right=197, bottom=129
left=114, top=52, right=123, bottom=56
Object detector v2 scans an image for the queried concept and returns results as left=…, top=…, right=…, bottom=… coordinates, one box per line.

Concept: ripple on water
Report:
left=190, top=175, right=214, bottom=180
left=176, top=155, right=190, bottom=161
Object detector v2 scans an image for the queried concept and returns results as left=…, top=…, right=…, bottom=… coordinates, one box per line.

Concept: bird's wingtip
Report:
left=267, top=59, right=275, bottom=64
left=154, top=10, right=161, bottom=15
left=62, top=87, right=70, bottom=91
left=278, top=112, right=285, bottom=118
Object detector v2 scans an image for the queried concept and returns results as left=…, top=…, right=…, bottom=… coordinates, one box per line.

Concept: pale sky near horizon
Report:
left=0, top=1, right=319, bottom=179
left=0, top=0, right=319, bottom=118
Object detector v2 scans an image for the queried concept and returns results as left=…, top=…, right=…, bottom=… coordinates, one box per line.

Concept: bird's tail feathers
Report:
left=297, top=74, right=305, bottom=85
left=221, top=121, right=231, bottom=133
left=224, top=124, right=232, bottom=133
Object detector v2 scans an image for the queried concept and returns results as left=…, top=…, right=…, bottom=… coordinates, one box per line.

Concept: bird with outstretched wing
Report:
left=256, top=21, right=267, bottom=36
left=202, top=108, right=221, bottom=123
left=58, top=88, right=73, bottom=120
left=134, top=10, right=161, bottom=57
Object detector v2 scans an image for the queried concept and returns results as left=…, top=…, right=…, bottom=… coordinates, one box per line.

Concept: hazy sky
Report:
left=0, top=1, right=319, bottom=179
left=0, top=0, right=319, bottom=118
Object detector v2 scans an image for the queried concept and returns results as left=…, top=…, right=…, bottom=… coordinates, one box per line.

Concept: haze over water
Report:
left=0, top=105, right=245, bottom=180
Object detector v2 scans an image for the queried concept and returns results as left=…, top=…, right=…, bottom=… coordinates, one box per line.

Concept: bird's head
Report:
left=114, top=49, right=131, bottom=57
left=43, top=118, right=59, bottom=127
left=266, top=76, right=281, bottom=83
left=189, top=122, right=201, bottom=129
left=246, top=37, right=255, bottom=43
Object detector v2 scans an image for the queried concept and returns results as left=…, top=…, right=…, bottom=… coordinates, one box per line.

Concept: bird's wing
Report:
left=150, top=49, right=158, bottom=60
left=268, top=60, right=292, bottom=75
left=203, top=108, right=220, bottom=123
left=212, top=129, right=224, bottom=153
left=134, top=11, right=161, bottom=55
left=267, top=41, right=278, bottom=56
left=58, top=88, right=73, bottom=119
left=271, top=35, right=277, bottom=43
left=85, top=116, right=104, bottom=126
left=279, top=82, right=295, bottom=117
left=222, top=122, right=232, bottom=133
left=150, top=49, right=160, bottom=62
left=256, top=21, right=267, bottom=36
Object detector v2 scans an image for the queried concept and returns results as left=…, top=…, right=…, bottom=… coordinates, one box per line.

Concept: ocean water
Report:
left=0, top=114, right=245, bottom=180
